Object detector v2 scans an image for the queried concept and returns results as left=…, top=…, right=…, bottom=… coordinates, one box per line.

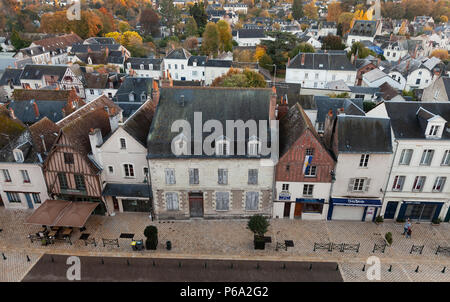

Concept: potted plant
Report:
left=375, top=215, right=384, bottom=224
left=432, top=218, right=442, bottom=226
left=247, top=214, right=270, bottom=250
left=385, top=232, right=393, bottom=246
left=144, top=225, right=158, bottom=250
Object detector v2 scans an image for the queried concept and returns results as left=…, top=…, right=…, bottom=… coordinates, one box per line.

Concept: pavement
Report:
left=1, top=207, right=450, bottom=282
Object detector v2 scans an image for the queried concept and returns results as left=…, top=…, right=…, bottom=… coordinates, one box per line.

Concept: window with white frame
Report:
left=349, top=178, right=369, bottom=192
left=392, top=175, right=405, bottom=191
left=245, top=191, right=259, bottom=211
left=248, top=136, right=260, bottom=156
left=124, top=164, right=135, bottom=177
left=399, top=149, right=413, bottom=165
left=432, top=176, right=446, bottom=192
left=165, top=168, right=176, bottom=184
left=20, top=170, right=30, bottom=183
left=1, top=169, right=11, bottom=182
left=215, top=192, right=229, bottom=211
left=248, top=169, right=258, bottom=185
left=165, top=192, right=179, bottom=211
left=304, top=166, right=316, bottom=177
left=13, top=150, right=24, bottom=162
left=189, top=168, right=199, bottom=185
left=282, top=183, right=289, bottom=191
left=428, top=125, right=440, bottom=136
left=359, top=154, right=370, bottom=167
left=120, top=138, right=126, bottom=149
left=412, top=176, right=426, bottom=192
left=6, top=191, right=21, bottom=203
left=32, top=193, right=41, bottom=204
left=420, top=149, right=434, bottom=166
left=128, top=93, right=135, bottom=102
left=216, top=137, right=230, bottom=156
left=218, top=169, right=228, bottom=185
left=441, top=150, right=450, bottom=166
left=306, top=148, right=314, bottom=156
left=303, top=184, right=314, bottom=196
left=108, top=166, right=114, bottom=174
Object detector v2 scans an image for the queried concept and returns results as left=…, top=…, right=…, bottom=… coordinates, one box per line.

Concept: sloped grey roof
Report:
left=0, top=68, right=22, bottom=86
left=349, top=20, right=377, bottom=37
left=20, top=64, right=68, bottom=80
left=147, top=87, right=272, bottom=158
left=188, top=55, right=207, bottom=66
left=314, top=96, right=364, bottom=124
left=7, top=100, right=66, bottom=123
left=122, top=100, right=156, bottom=147
left=237, top=29, right=265, bottom=38
left=205, top=59, right=232, bottom=68
left=125, top=57, right=162, bottom=70
left=102, top=183, right=152, bottom=198
left=385, top=102, right=450, bottom=139
left=165, top=48, right=192, bottom=60
left=288, top=52, right=355, bottom=71
left=336, top=115, right=392, bottom=153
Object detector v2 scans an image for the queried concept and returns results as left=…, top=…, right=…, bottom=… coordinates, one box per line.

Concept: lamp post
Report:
left=271, top=64, right=277, bottom=85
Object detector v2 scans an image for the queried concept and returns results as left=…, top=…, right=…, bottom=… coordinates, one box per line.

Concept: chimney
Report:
left=152, top=80, right=160, bottom=105
left=277, top=95, right=288, bottom=120
left=269, top=85, right=277, bottom=120
left=32, top=100, right=39, bottom=119
left=89, top=128, right=103, bottom=164
left=105, top=106, right=120, bottom=133
left=39, top=134, right=47, bottom=153
left=161, top=71, right=173, bottom=88
left=105, top=46, right=109, bottom=58
left=301, top=53, right=305, bottom=66
left=323, top=109, right=335, bottom=146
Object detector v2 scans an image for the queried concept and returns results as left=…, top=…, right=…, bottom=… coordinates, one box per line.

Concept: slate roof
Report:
left=165, top=48, right=192, bottom=60
left=17, top=46, right=48, bottom=57
left=0, top=130, right=38, bottom=163
left=122, top=100, right=157, bottom=147
left=349, top=86, right=379, bottom=95
left=336, top=115, right=392, bottom=153
left=349, top=20, right=378, bottom=37
left=288, top=52, right=355, bottom=71
left=125, top=57, right=162, bottom=70
left=71, top=44, right=121, bottom=54
left=7, top=100, right=66, bottom=124
left=188, top=55, right=207, bottom=66
left=84, top=37, right=117, bottom=45
left=32, top=34, right=82, bottom=52
left=205, top=60, right=233, bottom=68
left=102, top=183, right=152, bottom=198
left=12, top=89, right=71, bottom=101
left=20, top=64, right=68, bottom=80
left=147, top=87, right=272, bottom=158
left=268, top=82, right=302, bottom=106
left=0, top=106, right=27, bottom=149
left=114, top=77, right=153, bottom=103
left=85, top=73, right=108, bottom=89
left=236, top=29, right=265, bottom=38
left=379, top=82, right=399, bottom=100
left=314, top=96, right=364, bottom=124
left=28, top=117, right=59, bottom=156
left=384, top=102, right=450, bottom=140
left=363, top=68, right=388, bottom=82
left=0, top=68, right=22, bottom=86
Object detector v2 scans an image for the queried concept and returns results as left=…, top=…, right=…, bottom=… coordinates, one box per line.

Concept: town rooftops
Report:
left=314, top=96, right=364, bottom=124
left=363, top=68, right=388, bottom=83
left=32, top=34, right=82, bottom=52
left=349, top=20, right=378, bottom=37
left=384, top=102, right=450, bottom=140
left=336, top=115, right=392, bottom=153
left=0, top=68, right=22, bottom=86
left=236, top=29, right=266, bottom=38
left=122, top=100, right=157, bottom=147
left=147, top=87, right=272, bottom=158
left=19, top=64, right=68, bottom=80
left=288, top=52, right=355, bottom=71
left=165, top=48, right=192, bottom=60
left=125, top=57, right=162, bottom=70
left=7, top=100, right=67, bottom=123
left=71, top=43, right=122, bottom=54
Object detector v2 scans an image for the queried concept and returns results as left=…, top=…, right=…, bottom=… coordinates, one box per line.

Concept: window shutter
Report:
left=165, top=169, right=170, bottom=184
left=252, top=192, right=259, bottom=210
left=223, top=169, right=228, bottom=185
left=189, top=169, right=194, bottom=184
left=170, top=169, right=175, bottom=184
left=218, top=169, right=223, bottom=184
left=194, top=169, right=199, bottom=184
left=348, top=178, right=355, bottom=192
left=364, top=179, right=371, bottom=192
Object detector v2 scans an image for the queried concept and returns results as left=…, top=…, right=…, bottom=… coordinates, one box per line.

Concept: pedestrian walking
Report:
left=403, top=219, right=411, bottom=235
left=406, top=226, right=412, bottom=239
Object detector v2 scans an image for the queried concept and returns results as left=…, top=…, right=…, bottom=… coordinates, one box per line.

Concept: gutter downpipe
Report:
left=381, top=138, right=399, bottom=217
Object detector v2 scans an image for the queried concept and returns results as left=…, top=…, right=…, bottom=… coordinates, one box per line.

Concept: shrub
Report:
left=385, top=232, right=393, bottom=245
left=375, top=215, right=384, bottom=223
left=144, top=225, right=158, bottom=250
left=432, top=218, right=442, bottom=225
left=247, top=214, right=270, bottom=237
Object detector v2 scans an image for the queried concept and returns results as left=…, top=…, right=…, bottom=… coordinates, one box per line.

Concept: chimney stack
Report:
left=301, top=53, right=305, bottom=66
left=9, top=107, right=16, bottom=119
left=152, top=80, right=160, bottom=105
left=31, top=100, right=39, bottom=119
left=89, top=128, right=103, bottom=165
left=277, top=95, right=288, bottom=120
left=39, top=134, right=47, bottom=153
left=269, top=85, right=277, bottom=120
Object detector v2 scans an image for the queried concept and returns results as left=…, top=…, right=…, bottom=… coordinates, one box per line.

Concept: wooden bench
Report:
left=102, top=238, right=120, bottom=248
left=313, top=242, right=331, bottom=252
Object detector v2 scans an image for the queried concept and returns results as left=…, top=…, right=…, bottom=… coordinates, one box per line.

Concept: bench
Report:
left=313, top=242, right=331, bottom=252
left=410, top=245, right=424, bottom=254
left=342, top=243, right=360, bottom=253
left=28, top=234, right=41, bottom=243
left=102, top=238, right=120, bottom=248
left=435, top=245, right=450, bottom=255
left=373, top=242, right=387, bottom=253
left=275, top=240, right=294, bottom=251
left=84, top=238, right=97, bottom=247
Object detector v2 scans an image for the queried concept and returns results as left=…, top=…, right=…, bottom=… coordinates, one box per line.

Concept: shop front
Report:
left=327, top=198, right=382, bottom=221
left=397, top=201, right=444, bottom=222
left=294, top=198, right=325, bottom=220
left=102, top=183, right=152, bottom=214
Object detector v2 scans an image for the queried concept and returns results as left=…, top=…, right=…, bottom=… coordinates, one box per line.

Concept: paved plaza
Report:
left=0, top=208, right=449, bottom=281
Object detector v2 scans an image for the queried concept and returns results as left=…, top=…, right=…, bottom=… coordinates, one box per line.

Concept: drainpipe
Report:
left=381, top=139, right=399, bottom=217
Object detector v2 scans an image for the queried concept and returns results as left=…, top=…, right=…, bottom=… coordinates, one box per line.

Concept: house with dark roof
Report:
left=0, top=68, right=23, bottom=101
left=346, top=20, right=382, bottom=47
left=43, top=96, right=123, bottom=215
left=324, top=114, right=393, bottom=221
left=286, top=52, right=357, bottom=88
left=233, top=29, right=274, bottom=46
left=13, top=46, right=51, bottom=65
left=30, top=33, right=83, bottom=64
left=366, top=102, right=450, bottom=222
left=146, top=86, right=277, bottom=219
left=163, top=48, right=206, bottom=82
left=19, top=64, right=86, bottom=98
left=0, top=116, right=58, bottom=210
left=113, top=77, right=155, bottom=119
left=273, top=103, right=335, bottom=220
left=96, top=99, right=157, bottom=214
left=125, top=57, right=163, bottom=79
left=85, top=73, right=125, bottom=102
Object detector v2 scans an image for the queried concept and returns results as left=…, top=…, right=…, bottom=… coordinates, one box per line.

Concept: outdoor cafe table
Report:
left=61, top=228, right=73, bottom=237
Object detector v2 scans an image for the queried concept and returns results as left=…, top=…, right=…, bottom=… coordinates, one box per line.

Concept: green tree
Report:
left=211, top=68, right=266, bottom=88
left=292, top=0, right=304, bottom=20
left=321, top=35, right=346, bottom=50
left=247, top=214, right=270, bottom=237
left=289, top=42, right=315, bottom=58
left=160, top=0, right=179, bottom=34
left=348, top=42, right=373, bottom=59
left=185, top=16, right=198, bottom=37
left=202, top=22, right=220, bottom=56
left=217, top=20, right=233, bottom=52
left=259, top=53, right=273, bottom=70
left=10, top=30, right=30, bottom=50
left=189, top=2, right=208, bottom=34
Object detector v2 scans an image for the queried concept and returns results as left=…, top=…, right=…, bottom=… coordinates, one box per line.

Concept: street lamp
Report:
left=144, top=169, right=154, bottom=221
left=270, top=64, right=277, bottom=85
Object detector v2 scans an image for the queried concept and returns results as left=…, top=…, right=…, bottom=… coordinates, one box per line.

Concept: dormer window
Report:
left=429, top=125, right=440, bottom=136
left=149, top=64, right=153, bottom=70
left=248, top=136, right=260, bottom=156
left=140, top=64, right=144, bottom=70
left=129, top=92, right=135, bottom=102
left=172, top=133, right=189, bottom=156
left=13, top=149, right=24, bottom=163
left=216, top=136, right=230, bottom=156
left=141, top=92, right=146, bottom=101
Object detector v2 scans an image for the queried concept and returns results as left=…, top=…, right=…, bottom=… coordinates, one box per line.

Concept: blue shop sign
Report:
left=296, top=198, right=324, bottom=204
left=331, top=198, right=382, bottom=207
left=278, top=191, right=291, bottom=201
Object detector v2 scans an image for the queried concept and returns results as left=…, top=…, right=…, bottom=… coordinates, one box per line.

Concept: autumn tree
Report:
left=338, top=12, right=354, bottom=36
left=202, top=22, right=220, bottom=56
left=183, top=36, right=199, bottom=51
left=289, top=42, right=315, bottom=58
left=140, top=7, right=160, bottom=36
left=430, top=49, right=449, bottom=61
left=381, top=1, right=405, bottom=20
left=211, top=68, right=266, bottom=88
left=327, top=2, right=342, bottom=22
left=254, top=45, right=267, bottom=61
left=321, top=35, right=346, bottom=50
left=304, top=2, right=318, bottom=20
left=217, top=20, right=232, bottom=52
left=118, top=21, right=131, bottom=33
left=292, top=0, right=304, bottom=20
left=185, top=16, right=198, bottom=37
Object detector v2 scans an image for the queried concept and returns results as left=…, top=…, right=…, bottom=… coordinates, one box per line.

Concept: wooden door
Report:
left=283, top=203, right=291, bottom=218
left=294, top=203, right=303, bottom=218
left=189, top=192, right=204, bottom=218
left=112, top=197, right=119, bottom=211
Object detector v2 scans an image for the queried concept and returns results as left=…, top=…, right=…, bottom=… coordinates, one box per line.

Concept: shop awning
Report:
left=102, top=183, right=152, bottom=198
left=24, top=200, right=98, bottom=228
left=296, top=198, right=325, bottom=204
